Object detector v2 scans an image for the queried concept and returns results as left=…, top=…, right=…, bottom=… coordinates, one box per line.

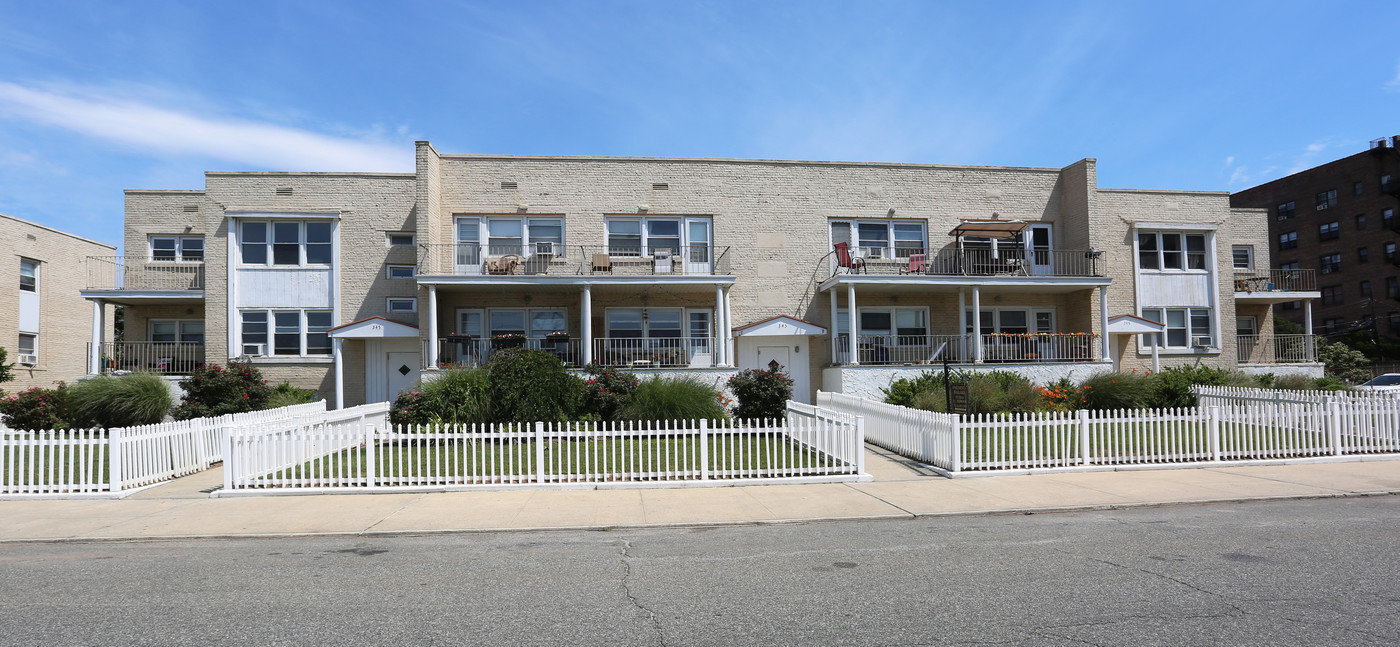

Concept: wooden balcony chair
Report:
left=834, top=242, right=864, bottom=274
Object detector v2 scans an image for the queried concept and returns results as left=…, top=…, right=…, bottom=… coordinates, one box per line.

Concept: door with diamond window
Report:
left=386, top=351, right=421, bottom=401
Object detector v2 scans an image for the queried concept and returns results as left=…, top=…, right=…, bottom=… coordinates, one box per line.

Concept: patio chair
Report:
left=486, top=254, right=521, bottom=275
left=653, top=248, right=673, bottom=274
left=591, top=253, right=612, bottom=274
left=899, top=253, right=927, bottom=275
left=834, top=242, right=864, bottom=274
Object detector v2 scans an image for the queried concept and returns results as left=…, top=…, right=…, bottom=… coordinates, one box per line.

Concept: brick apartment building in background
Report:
left=1231, top=136, right=1400, bottom=340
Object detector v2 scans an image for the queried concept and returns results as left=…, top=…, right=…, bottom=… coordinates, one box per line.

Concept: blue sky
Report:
left=2, top=1, right=1397, bottom=249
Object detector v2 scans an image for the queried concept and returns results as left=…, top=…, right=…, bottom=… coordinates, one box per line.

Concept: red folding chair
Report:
left=834, top=242, right=865, bottom=274
left=899, top=253, right=927, bottom=275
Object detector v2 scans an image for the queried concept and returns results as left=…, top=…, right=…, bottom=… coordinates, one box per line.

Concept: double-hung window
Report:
left=1231, top=246, right=1253, bottom=270
left=150, top=236, right=204, bottom=262
left=17, top=333, right=37, bottom=364
left=1385, top=208, right=1395, bottom=230
left=1315, top=189, right=1337, bottom=210
left=830, top=220, right=928, bottom=259
left=150, top=320, right=204, bottom=344
left=19, top=258, right=37, bottom=292
left=835, top=307, right=929, bottom=343
left=1320, top=253, right=1341, bottom=275
left=1138, top=232, right=1207, bottom=270
left=1318, top=221, right=1340, bottom=241
left=457, top=216, right=566, bottom=257
left=1140, top=308, right=1212, bottom=349
left=240, top=221, right=334, bottom=267
left=1278, top=232, right=1297, bottom=251
left=604, top=217, right=710, bottom=258
left=239, top=309, right=332, bottom=356
left=1276, top=202, right=1295, bottom=220
left=1321, top=285, right=1343, bottom=306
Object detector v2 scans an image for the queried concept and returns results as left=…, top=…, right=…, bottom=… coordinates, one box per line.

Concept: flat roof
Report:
left=0, top=213, right=115, bottom=249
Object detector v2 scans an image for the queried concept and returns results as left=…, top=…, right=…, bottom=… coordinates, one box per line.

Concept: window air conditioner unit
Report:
left=17, top=354, right=37, bottom=366
left=1191, top=336, right=1213, bottom=349
left=241, top=343, right=266, bottom=356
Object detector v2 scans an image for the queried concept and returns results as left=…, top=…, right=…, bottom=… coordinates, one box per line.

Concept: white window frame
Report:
left=386, top=265, right=416, bottom=279
left=237, top=308, right=333, bottom=357
left=386, top=298, right=417, bottom=314
left=387, top=232, right=416, bottom=247
left=19, top=258, right=37, bottom=293
left=149, top=235, right=205, bottom=262
left=17, top=332, right=37, bottom=364
left=1140, top=307, right=1213, bottom=351
left=455, top=216, right=566, bottom=257
left=603, top=307, right=711, bottom=340
left=1236, top=316, right=1257, bottom=337
left=962, top=307, right=1058, bottom=335
left=1231, top=245, right=1254, bottom=270
left=829, top=219, right=928, bottom=259
left=456, top=307, right=570, bottom=338
left=238, top=220, right=335, bottom=268
left=604, top=217, right=708, bottom=258
left=1136, top=231, right=1209, bottom=272
left=835, top=307, right=931, bottom=345
left=148, top=319, right=205, bottom=344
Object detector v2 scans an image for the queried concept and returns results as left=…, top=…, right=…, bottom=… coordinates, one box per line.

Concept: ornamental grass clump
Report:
left=391, top=367, right=492, bottom=426
left=1078, top=372, right=1151, bottom=411
left=617, top=375, right=727, bottom=422
left=67, top=372, right=172, bottom=428
left=264, top=381, right=316, bottom=410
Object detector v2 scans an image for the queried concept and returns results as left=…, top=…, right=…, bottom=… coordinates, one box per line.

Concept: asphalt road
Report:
left=2, top=497, right=1398, bottom=646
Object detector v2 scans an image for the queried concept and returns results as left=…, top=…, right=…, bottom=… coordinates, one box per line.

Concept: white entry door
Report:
left=1026, top=224, right=1054, bottom=276
left=754, top=344, right=810, bottom=404
left=386, top=351, right=421, bottom=401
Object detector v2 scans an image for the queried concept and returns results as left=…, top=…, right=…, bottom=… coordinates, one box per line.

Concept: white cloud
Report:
left=0, top=82, right=411, bottom=172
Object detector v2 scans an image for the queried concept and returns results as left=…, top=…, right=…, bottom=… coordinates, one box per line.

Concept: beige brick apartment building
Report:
left=2, top=214, right=115, bottom=392
left=82, top=142, right=1321, bottom=405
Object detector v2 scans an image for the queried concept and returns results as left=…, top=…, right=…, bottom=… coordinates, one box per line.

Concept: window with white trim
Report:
left=239, top=309, right=332, bottom=356
left=387, top=232, right=415, bottom=247
left=19, top=258, right=36, bottom=292
left=1231, top=246, right=1253, bottom=270
left=150, top=319, right=204, bottom=344
left=239, top=221, right=334, bottom=267
left=386, top=298, right=417, bottom=313
left=386, top=265, right=415, bottom=279
left=456, top=216, right=565, bottom=257
left=830, top=220, right=927, bottom=259
left=1140, top=308, right=1212, bottom=349
left=963, top=308, right=1057, bottom=335
left=149, top=236, right=204, bottom=262
left=835, top=307, right=930, bottom=342
left=603, top=217, right=709, bottom=257
left=1138, top=232, right=1207, bottom=271
left=17, top=333, right=36, bottom=364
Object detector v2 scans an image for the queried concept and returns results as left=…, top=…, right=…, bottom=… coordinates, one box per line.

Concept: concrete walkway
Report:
left=2, top=446, right=1398, bottom=543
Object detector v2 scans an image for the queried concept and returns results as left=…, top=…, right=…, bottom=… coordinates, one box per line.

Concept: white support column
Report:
left=1304, top=299, right=1315, bottom=362
left=333, top=338, right=344, bottom=410
left=829, top=288, right=839, bottom=363
left=1152, top=335, right=1161, bottom=373
left=89, top=299, right=104, bottom=375
left=972, top=286, right=983, bottom=363
left=716, top=285, right=726, bottom=367
left=1099, top=286, right=1110, bottom=361
left=846, top=283, right=859, bottom=365
left=723, top=285, right=734, bottom=367
left=427, top=285, right=439, bottom=368
left=957, top=288, right=967, bottom=362
left=582, top=284, right=593, bottom=365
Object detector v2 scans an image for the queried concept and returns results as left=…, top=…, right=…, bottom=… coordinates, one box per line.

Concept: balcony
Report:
left=432, top=335, right=719, bottom=369
left=86, top=256, right=205, bottom=292
left=831, top=248, right=1107, bottom=278
left=418, top=243, right=732, bottom=278
left=833, top=333, right=1101, bottom=366
left=1237, top=334, right=1317, bottom=364
left=436, top=335, right=584, bottom=368
left=1232, top=269, right=1318, bottom=302
left=89, top=341, right=205, bottom=375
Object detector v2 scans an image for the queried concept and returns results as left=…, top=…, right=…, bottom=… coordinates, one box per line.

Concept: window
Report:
left=239, top=309, right=332, bottom=356
left=1359, top=247, right=1369, bottom=264
left=240, top=220, right=335, bottom=267
left=1278, top=232, right=1297, bottom=250
left=1320, top=253, right=1342, bottom=274
left=386, top=265, right=415, bottom=279
left=1323, top=318, right=1344, bottom=333
left=1389, top=242, right=1397, bottom=263
left=150, top=320, right=204, bottom=344
left=1318, top=221, right=1340, bottom=241
left=1361, top=280, right=1372, bottom=297
left=1356, top=214, right=1367, bottom=230
left=17, top=333, right=36, bottom=363
left=1384, top=174, right=1394, bottom=192
left=454, top=216, right=567, bottom=258
left=1391, top=312, right=1400, bottom=333
left=1138, top=232, right=1207, bottom=270
left=1355, top=181, right=1364, bottom=196
left=1385, top=208, right=1395, bottom=230
left=960, top=308, right=1056, bottom=335
left=1276, top=201, right=1295, bottom=220
left=386, top=298, right=417, bottom=313
left=603, top=217, right=708, bottom=258
left=830, top=220, right=928, bottom=259
left=604, top=308, right=708, bottom=341
left=1237, top=316, right=1257, bottom=337
left=149, top=236, right=204, bottom=262
left=387, top=232, right=415, bottom=247
left=1231, top=246, right=1253, bottom=270
left=1321, top=285, right=1343, bottom=306
left=1315, top=189, right=1337, bottom=210
left=19, top=258, right=36, bottom=292
left=1389, top=277, right=1399, bottom=299
left=1140, top=307, right=1212, bottom=349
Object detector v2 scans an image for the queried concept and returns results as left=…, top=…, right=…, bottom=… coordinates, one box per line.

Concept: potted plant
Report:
left=491, top=333, right=527, bottom=349
left=545, top=332, right=571, bottom=342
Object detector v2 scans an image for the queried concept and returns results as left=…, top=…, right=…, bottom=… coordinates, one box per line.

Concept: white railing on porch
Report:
left=591, top=336, right=718, bottom=368
left=1236, top=334, right=1317, bottom=364
left=85, top=256, right=205, bottom=291
left=89, top=341, right=205, bottom=374
left=833, top=333, right=1099, bottom=365
left=437, top=336, right=584, bottom=367
left=223, top=415, right=864, bottom=491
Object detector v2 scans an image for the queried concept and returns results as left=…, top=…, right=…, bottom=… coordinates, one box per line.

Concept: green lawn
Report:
left=1, top=434, right=111, bottom=490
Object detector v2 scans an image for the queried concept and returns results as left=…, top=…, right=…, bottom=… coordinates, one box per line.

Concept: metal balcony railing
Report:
left=89, top=341, right=205, bottom=374
left=86, top=256, right=205, bottom=291
left=436, top=336, right=584, bottom=367
left=831, top=248, right=1107, bottom=278
left=418, top=243, right=731, bottom=277
left=1237, top=334, right=1317, bottom=364
left=833, top=333, right=1100, bottom=365
left=1232, top=269, right=1316, bottom=293
left=590, top=336, right=718, bottom=368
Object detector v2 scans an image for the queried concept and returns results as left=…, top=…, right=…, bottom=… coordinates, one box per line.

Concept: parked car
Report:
left=1357, top=374, right=1400, bottom=394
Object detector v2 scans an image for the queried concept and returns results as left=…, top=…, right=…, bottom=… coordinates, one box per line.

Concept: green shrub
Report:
left=0, top=384, right=72, bottom=430
left=617, top=375, right=727, bottom=421
left=1147, top=365, right=1233, bottom=408
left=1271, top=374, right=1314, bottom=391
left=882, top=371, right=948, bottom=407
left=909, top=388, right=948, bottom=413
left=972, top=373, right=1040, bottom=414
left=728, top=366, right=794, bottom=421
left=1079, top=372, right=1151, bottom=411
left=390, top=367, right=492, bottom=426
left=1310, top=376, right=1351, bottom=391
left=486, top=348, right=580, bottom=422
left=1318, top=341, right=1371, bottom=384
left=579, top=364, right=640, bottom=421
left=264, top=381, right=316, bottom=410
left=0, top=346, right=14, bottom=388
left=67, top=373, right=172, bottom=428
left=1252, top=373, right=1276, bottom=389
left=1036, top=377, right=1087, bottom=412
left=173, top=363, right=271, bottom=420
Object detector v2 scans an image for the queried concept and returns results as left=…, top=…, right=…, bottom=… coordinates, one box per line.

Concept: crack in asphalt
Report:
left=619, top=538, right=666, bottom=647
left=1054, top=548, right=1247, bottom=617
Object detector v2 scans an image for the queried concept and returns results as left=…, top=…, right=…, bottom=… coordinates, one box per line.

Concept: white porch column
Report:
left=829, top=288, right=839, bottom=363
left=957, top=288, right=967, bottom=362
left=427, top=286, right=439, bottom=368
left=89, top=299, right=104, bottom=375
left=1099, top=287, right=1110, bottom=361
left=1152, top=335, right=1161, bottom=373
left=1304, top=299, right=1315, bottom=361
left=972, top=286, right=983, bottom=363
left=581, top=284, right=593, bottom=365
left=846, top=283, right=859, bottom=366
left=723, top=285, right=734, bottom=367
left=333, top=338, right=344, bottom=410
left=715, top=285, right=726, bottom=367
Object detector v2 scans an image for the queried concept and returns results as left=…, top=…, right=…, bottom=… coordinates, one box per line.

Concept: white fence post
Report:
left=1327, top=396, right=1343, bottom=456
left=699, top=418, right=710, bottom=481
left=951, top=414, right=962, bottom=473
left=1208, top=406, right=1221, bottom=462
left=535, top=421, right=547, bottom=484
left=854, top=415, right=866, bottom=475
left=365, top=420, right=378, bottom=488
left=1077, top=409, right=1090, bottom=466
left=222, top=423, right=234, bottom=492
left=108, top=427, right=124, bottom=492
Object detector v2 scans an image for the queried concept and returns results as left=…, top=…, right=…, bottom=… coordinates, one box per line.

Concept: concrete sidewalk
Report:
left=2, top=447, right=1398, bottom=543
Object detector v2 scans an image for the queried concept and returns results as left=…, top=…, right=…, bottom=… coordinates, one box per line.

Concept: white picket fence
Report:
left=1, top=401, right=328, bottom=495
left=819, top=388, right=1400, bottom=475
left=223, top=410, right=865, bottom=492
